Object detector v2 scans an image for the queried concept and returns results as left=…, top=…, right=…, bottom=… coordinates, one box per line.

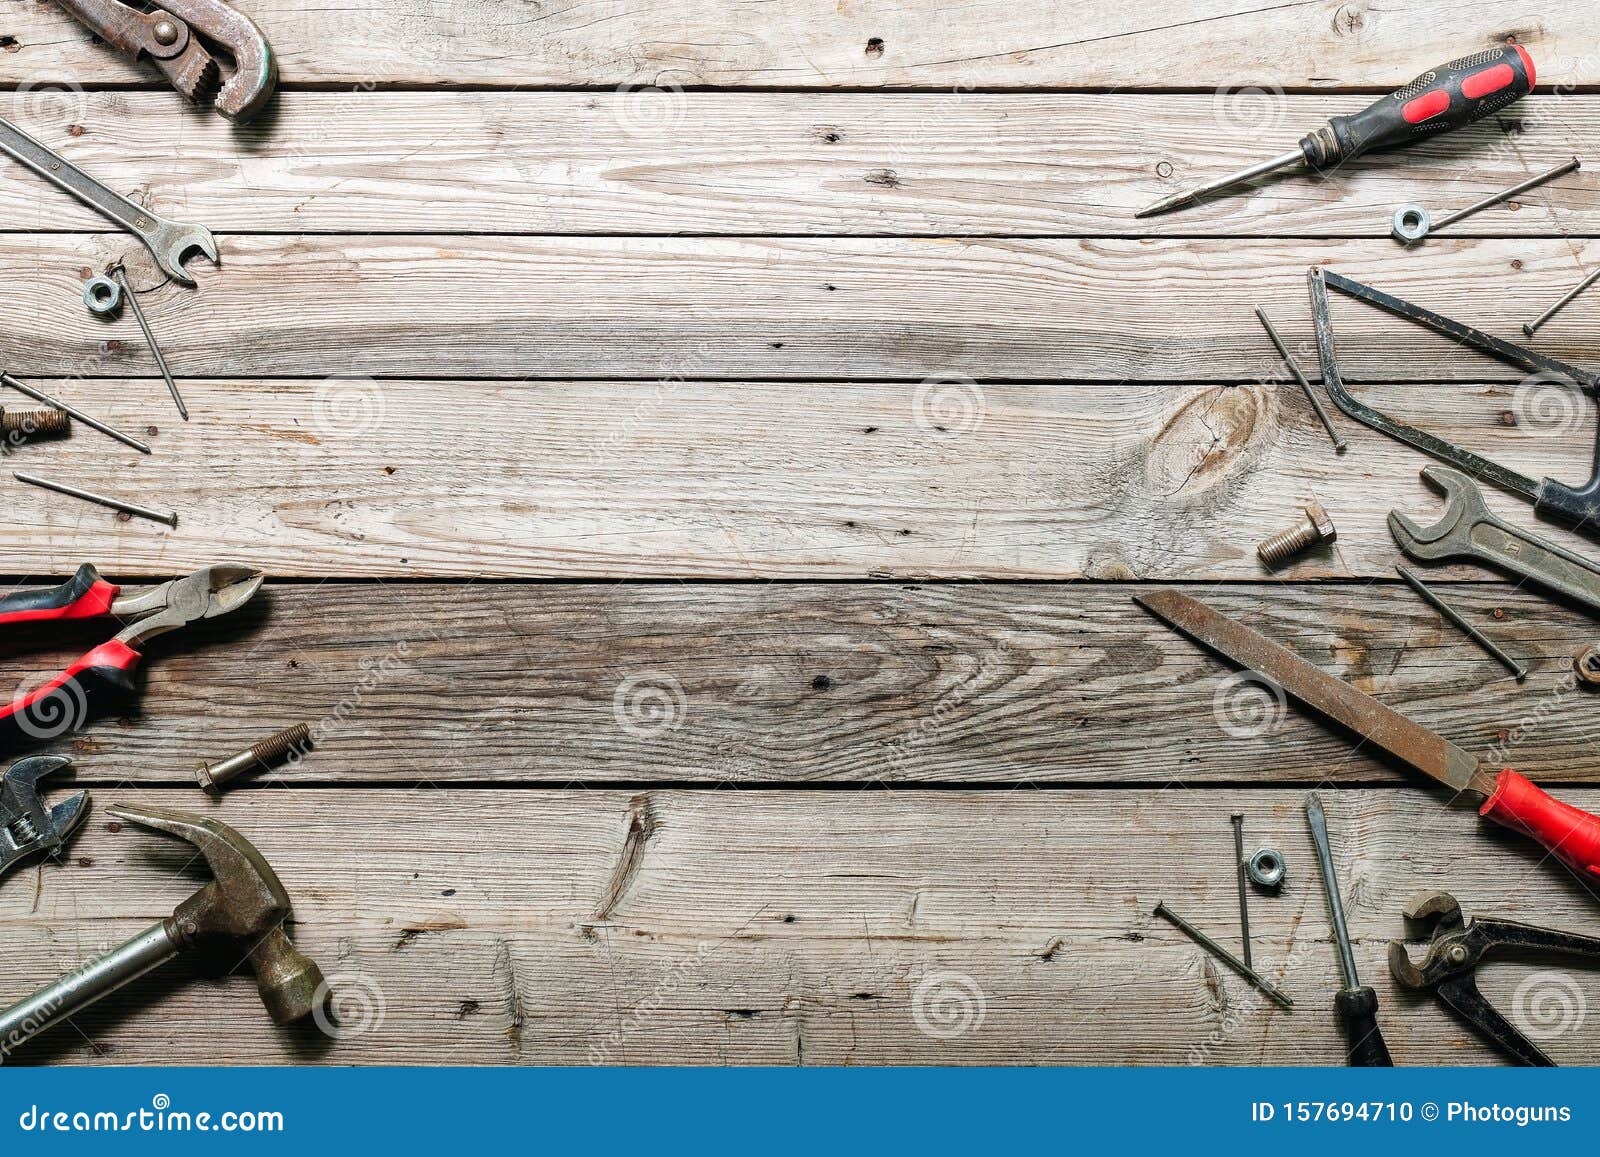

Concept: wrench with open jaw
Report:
left=0, top=117, right=217, bottom=286
left=1389, top=465, right=1600, bottom=617
left=0, top=756, right=87, bottom=886
left=1307, top=267, right=1600, bottom=537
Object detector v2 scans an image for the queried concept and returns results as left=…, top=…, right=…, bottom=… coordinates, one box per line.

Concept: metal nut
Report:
left=1391, top=202, right=1430, bottom=245
left=1247, top=847, right=1286, bottom=888
left=1574, top=644, right=1600, bottom=689
left=82, top=275, right=122, bottom=317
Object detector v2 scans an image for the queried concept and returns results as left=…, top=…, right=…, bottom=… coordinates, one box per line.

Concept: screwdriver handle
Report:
left=1299, top=45, right=1535, bottom=169
left=1481, top=769, right=1600, bottom=882
left=1335, top=987, right=1394, bottom=1066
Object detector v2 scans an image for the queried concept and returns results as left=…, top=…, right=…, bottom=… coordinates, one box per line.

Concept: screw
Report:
left=1153, top=900, right=1295, bottom=1009
left=197, top=724, right=312, bottom=793
left=1257, top=502, right=1336, bottom=568
left=0, top=407, right=70, bottom=440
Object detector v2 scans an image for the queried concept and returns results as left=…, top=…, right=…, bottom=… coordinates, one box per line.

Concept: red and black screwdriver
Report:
left=1136, top=45, right=1536, bottom=217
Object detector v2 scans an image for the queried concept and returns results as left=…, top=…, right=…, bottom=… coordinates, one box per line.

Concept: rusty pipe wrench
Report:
left=52, top=0, right=276, bottom=122
left=0, top=117, right=217, bottom=285
left=1390, top=465, right=1600, bottom=616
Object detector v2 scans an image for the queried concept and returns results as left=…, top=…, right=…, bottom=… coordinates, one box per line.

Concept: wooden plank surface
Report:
left=11, top=582, right=1598, bottom=787
left=1, top=377, right=1597, bottom=579
left=4, top=237, right=1598, bottom=383
left=0, top=1, right=1588, bottom=89
left=4, top=0, right=1597, bottom=1071
left=5, top=788, right=1598, bottom=1066
left=0, top=93, right=1594, bottom=237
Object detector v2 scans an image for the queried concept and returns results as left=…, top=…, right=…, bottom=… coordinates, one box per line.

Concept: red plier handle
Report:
left=0, top=565, right=142, bottom=730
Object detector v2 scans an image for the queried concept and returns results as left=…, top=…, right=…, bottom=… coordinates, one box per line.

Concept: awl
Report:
left=1135, top=590, right=1600, bottom=884
left=1138, top=45, right=1536, bottom=218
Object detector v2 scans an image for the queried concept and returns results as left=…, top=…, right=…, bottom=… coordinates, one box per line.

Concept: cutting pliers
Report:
left=0, top=564, right=262, bottom=737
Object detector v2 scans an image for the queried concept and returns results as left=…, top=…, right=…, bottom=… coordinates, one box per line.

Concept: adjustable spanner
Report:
left=0, top=756, right=87, bottom=886
left=1389, top=465, right=1600, bottom=618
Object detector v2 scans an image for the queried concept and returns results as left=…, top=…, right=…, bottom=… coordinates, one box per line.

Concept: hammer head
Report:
left=107, top=803, right=324, bottom=1025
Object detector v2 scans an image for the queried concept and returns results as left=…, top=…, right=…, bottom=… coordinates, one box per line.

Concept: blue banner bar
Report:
left=1, top=1067, right=1595, bottom=1154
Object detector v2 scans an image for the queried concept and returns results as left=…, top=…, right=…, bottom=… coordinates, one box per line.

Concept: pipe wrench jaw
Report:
left=52, top=0, right=277, bottom=122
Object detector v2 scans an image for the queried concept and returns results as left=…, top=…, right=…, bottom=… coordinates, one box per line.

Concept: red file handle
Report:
left=0, top=564, right=119, bottom=626
left=0, top=640, right=141, bottom=730
left=1481, top=769, right=1600, bottom=882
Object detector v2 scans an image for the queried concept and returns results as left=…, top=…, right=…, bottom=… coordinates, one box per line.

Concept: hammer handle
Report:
left=0, top=921, right=177, bottom=1060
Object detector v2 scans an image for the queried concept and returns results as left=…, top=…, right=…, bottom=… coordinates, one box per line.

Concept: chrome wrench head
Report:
left=146, top=219, right=220, bottom=287
left=0, top=756, right=88, bottom=880
left=1387, top=466, right=1491, bottom=562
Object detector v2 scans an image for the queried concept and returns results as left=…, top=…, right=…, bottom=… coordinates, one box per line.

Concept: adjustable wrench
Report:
left=0, top=116, right=217, bottom=285
left=1389, top=465, right=1600, bottom=616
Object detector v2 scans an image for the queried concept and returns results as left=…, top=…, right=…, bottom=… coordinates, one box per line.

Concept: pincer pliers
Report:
left=0, top=564, right=262, bottom=737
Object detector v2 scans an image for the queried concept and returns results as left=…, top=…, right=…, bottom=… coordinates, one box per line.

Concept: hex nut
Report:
left=1247, top=847, right=1286, bottom=888
left=1574, top=644, right=1600, bottom=689
left=82, top=275, right=122, bottom=317
left=1392, top=203, right=1430, bottom=245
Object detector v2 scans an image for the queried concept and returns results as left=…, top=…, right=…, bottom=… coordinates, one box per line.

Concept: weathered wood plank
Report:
left=16, top=581, right=1600, bottom=786
left=0, top=1, right=1584, bottom=89
left=0, top=93, right=1592, bottom=237
left=0, top=377, right=1595, bottom=579
left=5, top=237, right=1597, bottom=382
left=4, top=788, right=1597, bottom=1065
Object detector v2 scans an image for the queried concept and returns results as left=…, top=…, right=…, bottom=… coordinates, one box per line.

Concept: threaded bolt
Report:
left=0, top=406, right=71, bottom=439
left=1257, top=502, right=1336, bottom=568
left=196, top=723, right=312, bottom=793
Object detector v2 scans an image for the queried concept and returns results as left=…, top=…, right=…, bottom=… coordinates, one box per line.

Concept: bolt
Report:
left=1574, top=645, right=1600, bottom=689
left=1257, top=502, right=1336, bottom=568
left=153, top=19, right=179, bottom=44
left=0, top=407, right=71, bottom=440
left=196, top=724, right=312, bottom=793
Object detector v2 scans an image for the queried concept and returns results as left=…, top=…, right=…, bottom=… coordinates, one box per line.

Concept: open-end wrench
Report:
left=0, top=117, right=217, bottom=285
left=1389, top=465, right=1600, bottom=616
